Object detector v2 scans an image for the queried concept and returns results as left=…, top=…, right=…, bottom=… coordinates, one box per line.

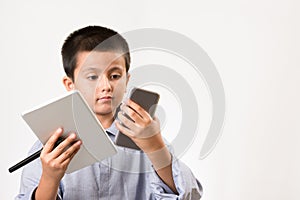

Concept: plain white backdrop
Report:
left=1, top=0, right=299, bottom=199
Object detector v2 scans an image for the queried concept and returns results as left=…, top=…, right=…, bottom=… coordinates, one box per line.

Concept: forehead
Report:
left=76, top=51, right=126, bottom=73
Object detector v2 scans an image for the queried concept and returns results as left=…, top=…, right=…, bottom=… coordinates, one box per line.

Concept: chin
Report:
left=94, top=108, right=113, bottom=116
left=93, top=103, right=119, bottom=116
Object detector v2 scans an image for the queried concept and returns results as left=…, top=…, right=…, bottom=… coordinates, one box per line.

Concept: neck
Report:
left=96, top=113, right=115, bottom=129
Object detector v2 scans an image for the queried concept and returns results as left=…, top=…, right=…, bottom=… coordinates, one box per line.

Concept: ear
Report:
left=126, top=73, right=131, bottom=86
left=125, top=73, right=130, bottom=92
left=62, top=76, right=74, bottom=91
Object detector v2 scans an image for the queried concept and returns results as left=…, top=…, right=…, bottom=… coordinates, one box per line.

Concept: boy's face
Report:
left=63, top=51, right=130, bottom=119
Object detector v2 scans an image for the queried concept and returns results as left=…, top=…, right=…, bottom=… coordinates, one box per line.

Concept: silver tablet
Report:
left=22, top=90, right=117, bottom=173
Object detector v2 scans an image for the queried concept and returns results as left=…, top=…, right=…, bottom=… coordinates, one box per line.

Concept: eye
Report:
left=110, top=74, right=121, bottom=80
left=87, top=75, right=98, bottom=80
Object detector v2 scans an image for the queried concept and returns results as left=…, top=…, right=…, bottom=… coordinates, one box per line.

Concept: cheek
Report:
left=116, top=78, right=127, bottom=92
left=113, top=79, right=127, bottom=99
left=74, top=84, right=95, bottom=104
left=74, top=78, right=96, bottom=93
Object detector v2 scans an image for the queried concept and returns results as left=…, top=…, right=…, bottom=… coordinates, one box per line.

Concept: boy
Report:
left=16, top=25, right=202, bottom=199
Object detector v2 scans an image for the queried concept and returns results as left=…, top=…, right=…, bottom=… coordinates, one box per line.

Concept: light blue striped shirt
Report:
left=16, top=123, right=202, bottom=199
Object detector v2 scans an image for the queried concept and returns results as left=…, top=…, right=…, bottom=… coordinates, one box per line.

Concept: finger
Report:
left=152, top=116, right=161, bottom=124
left=50, top=133, right=78, bottom=158
left=115, top=121, right=135, bottom=138
left=43, top=127, right=64, bottom=153
left=125, top=99, right=152, bottom=121
left=120, top=104, right=144, bottom=124
left=117, top=111, right=139, bottom=131
left=60, top=145, right=80, bottom=168
left=56, top=140, right=82, bottom=163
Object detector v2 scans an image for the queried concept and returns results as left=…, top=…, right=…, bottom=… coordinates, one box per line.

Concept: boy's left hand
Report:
left=115, top=99, right=165, bottom=153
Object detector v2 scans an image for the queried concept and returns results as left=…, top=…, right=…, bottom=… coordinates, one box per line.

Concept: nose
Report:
left=97, top=76, right=112, bottom=92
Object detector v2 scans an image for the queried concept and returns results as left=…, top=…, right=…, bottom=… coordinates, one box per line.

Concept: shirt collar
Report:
left=106, top=121, right=119, bottom=136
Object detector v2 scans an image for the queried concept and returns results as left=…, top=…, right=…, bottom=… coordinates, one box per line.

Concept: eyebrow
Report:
left=81, top=66, right=124, bottom=74
left=81, top=67, right=101, bottom=73
left=107, top=66, right=124, bottom=74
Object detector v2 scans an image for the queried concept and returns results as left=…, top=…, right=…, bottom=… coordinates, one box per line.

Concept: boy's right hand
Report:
left=40, top=127, right=82, bottom=183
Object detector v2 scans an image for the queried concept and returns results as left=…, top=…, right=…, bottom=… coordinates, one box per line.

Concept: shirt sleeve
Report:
left=14, top=141, right=63, bottom=200
left=148, top=146, right=203, bottom=200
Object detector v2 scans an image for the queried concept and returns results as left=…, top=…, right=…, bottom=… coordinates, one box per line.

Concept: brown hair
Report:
left=61, top=25, right=131, bottom=81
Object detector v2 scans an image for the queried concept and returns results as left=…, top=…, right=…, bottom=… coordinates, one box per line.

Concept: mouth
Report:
left=96, top=96, right=113, bottom=102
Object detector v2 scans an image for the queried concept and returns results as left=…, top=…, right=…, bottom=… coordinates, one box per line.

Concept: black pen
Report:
left=8, top=137, right=65, bottom=173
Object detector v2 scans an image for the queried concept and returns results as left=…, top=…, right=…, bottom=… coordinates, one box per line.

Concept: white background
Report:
left=1, top=0, right=299, bottom=199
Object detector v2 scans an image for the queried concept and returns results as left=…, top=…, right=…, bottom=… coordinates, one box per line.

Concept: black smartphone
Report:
left=115, top=87, right=160, bottom=150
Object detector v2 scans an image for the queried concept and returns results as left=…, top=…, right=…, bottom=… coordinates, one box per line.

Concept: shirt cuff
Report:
left=31, top=187, right=37, bottom=200
left=149, top=152, right=182, bottom=195
left=30, top=187, right=62, bottom=200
